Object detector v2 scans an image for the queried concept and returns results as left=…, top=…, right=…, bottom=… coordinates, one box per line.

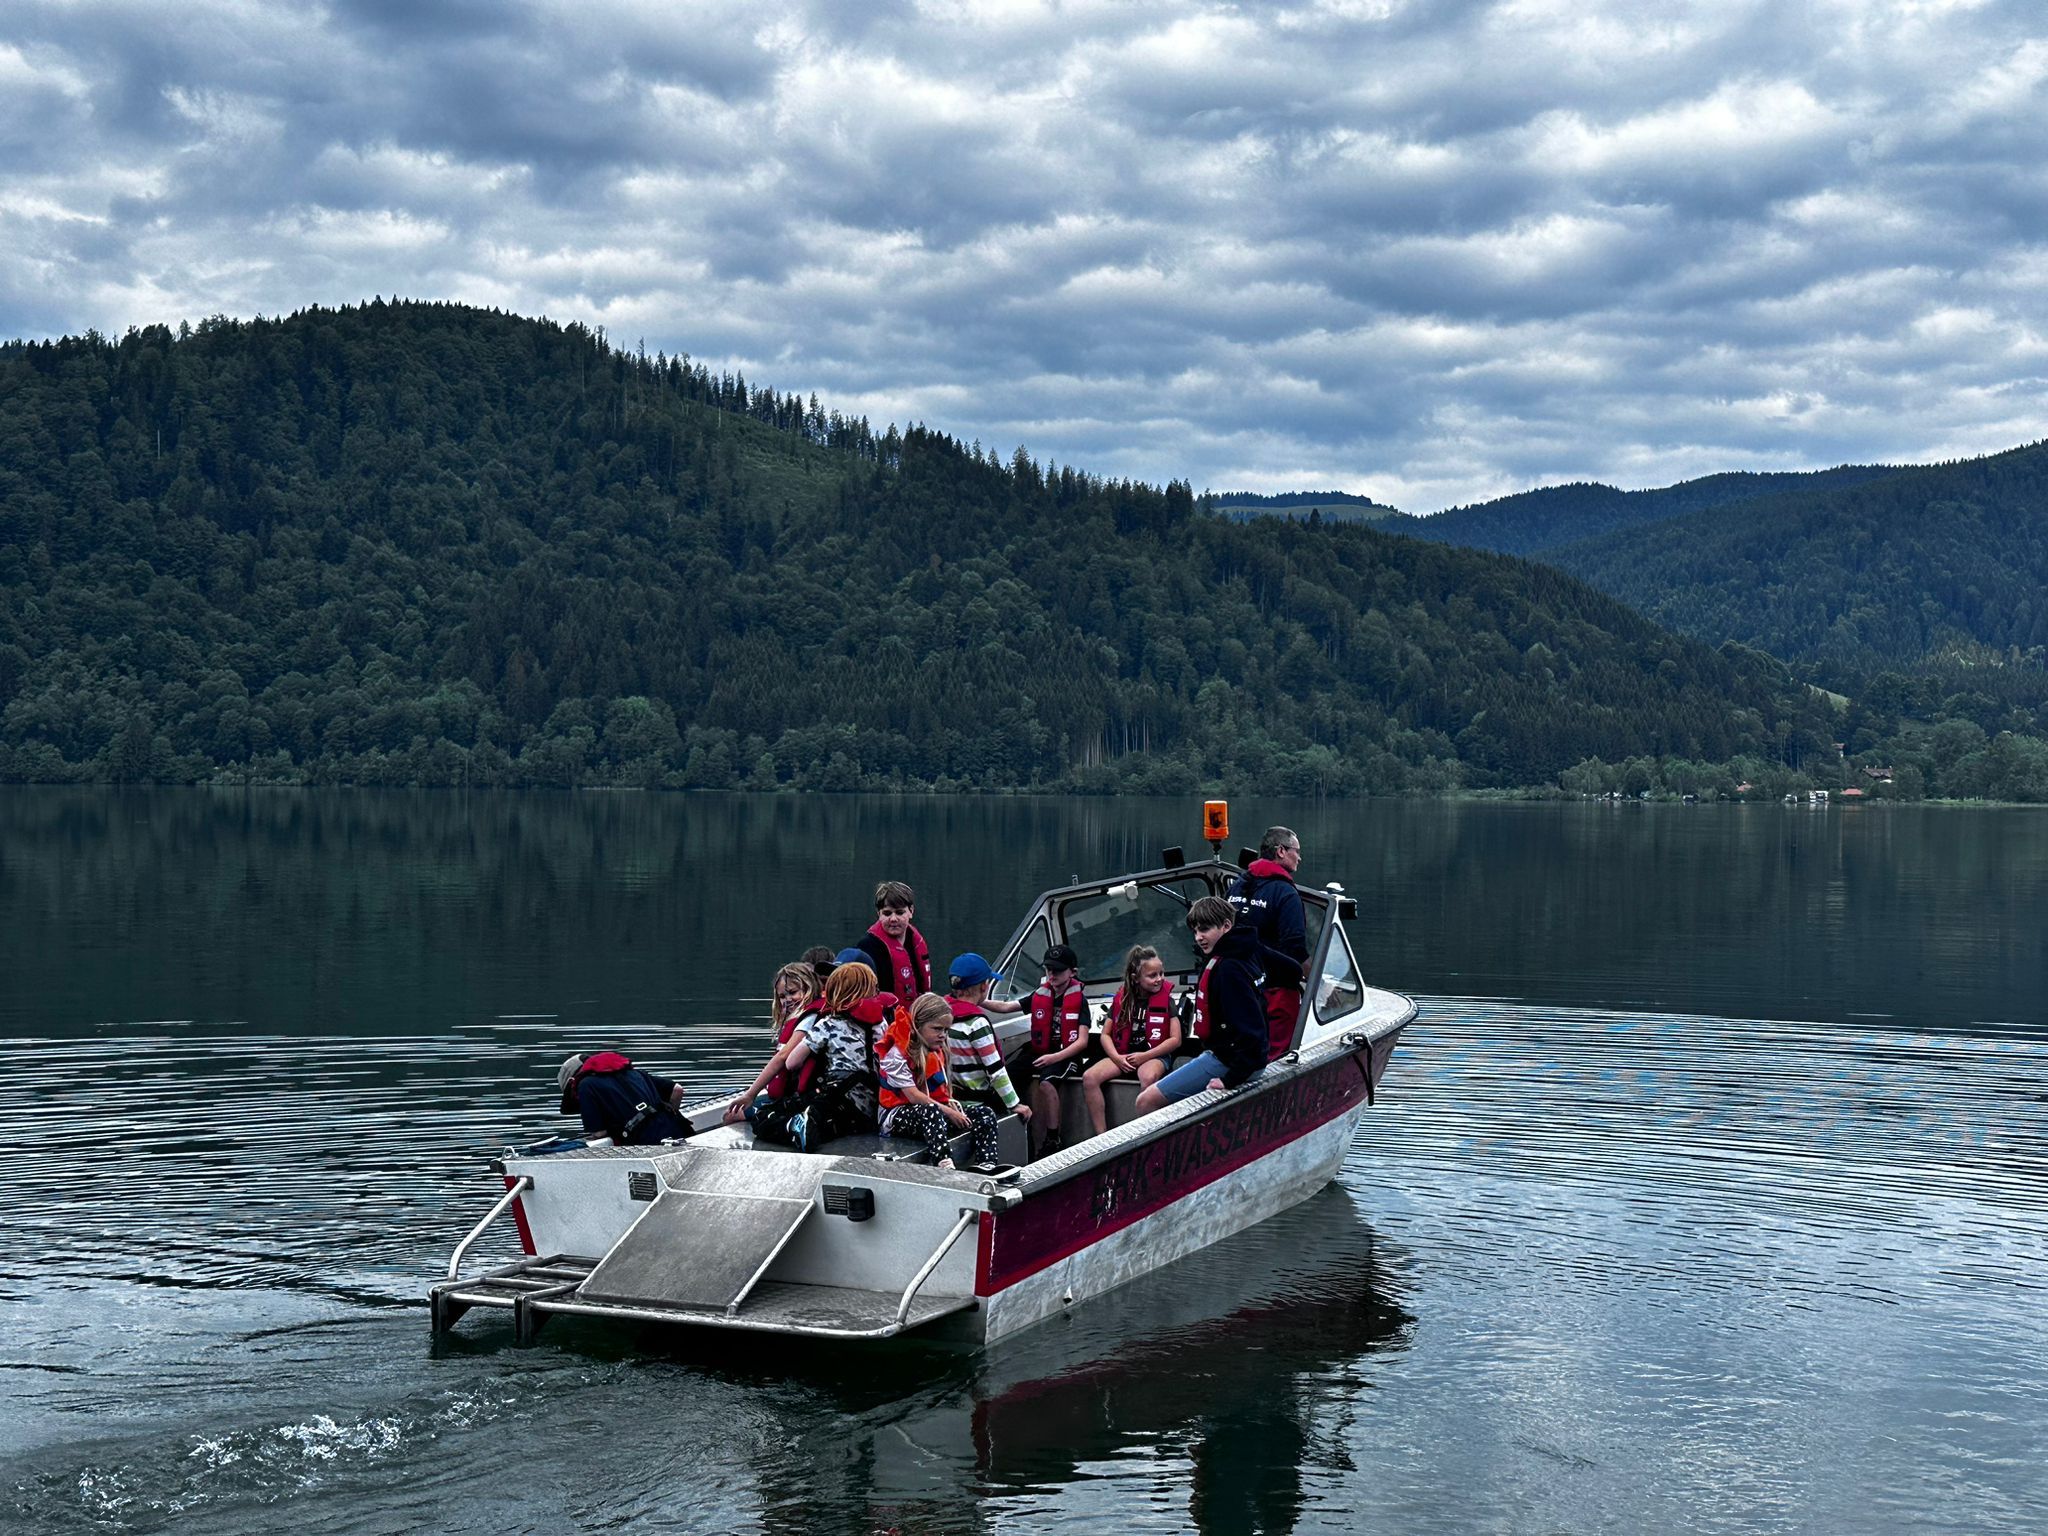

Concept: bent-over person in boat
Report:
left=558, top=1051, right=692, bottom=1145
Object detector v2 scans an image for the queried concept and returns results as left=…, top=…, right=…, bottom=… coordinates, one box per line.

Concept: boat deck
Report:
left=430, top=1254, right=977, bottom=1342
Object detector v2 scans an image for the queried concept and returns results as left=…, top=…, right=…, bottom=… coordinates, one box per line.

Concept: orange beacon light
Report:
left=1203, top=800, right=1230, bottom=849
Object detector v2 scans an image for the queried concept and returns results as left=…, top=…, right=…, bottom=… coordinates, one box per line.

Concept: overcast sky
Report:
left=4, top=0, right=2045, bottom=510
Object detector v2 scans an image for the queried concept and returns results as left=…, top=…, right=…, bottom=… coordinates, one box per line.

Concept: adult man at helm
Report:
left=1227, top=825, right=1308, bottom=1060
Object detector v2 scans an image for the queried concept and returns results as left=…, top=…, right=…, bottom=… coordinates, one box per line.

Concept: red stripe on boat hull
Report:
left=506, top=1173, right=537, bottom=1256
left=978, top=1043, right=1380, bottom=1295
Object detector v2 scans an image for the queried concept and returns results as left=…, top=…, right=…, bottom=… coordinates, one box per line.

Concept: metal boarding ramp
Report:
left=430, top=1150, right=984, bottom=1344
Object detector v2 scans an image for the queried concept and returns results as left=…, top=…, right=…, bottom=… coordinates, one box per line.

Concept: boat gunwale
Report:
left=1005, top=992, right=1413, bottom=1191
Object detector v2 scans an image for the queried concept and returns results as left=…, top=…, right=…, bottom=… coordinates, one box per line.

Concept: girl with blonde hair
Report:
left=877, top=992, right=1001, bottom=1169
left=722, top=961, right=825, bottom=1125
left=746, top=961, right=887, bottom=1151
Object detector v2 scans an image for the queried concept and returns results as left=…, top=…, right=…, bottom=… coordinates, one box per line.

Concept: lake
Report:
left=3, top=789, right=2044, bottom=1534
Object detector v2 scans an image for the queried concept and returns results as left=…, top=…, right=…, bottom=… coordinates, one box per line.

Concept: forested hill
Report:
left=1400, top=465, right=1898, bottom=558
left=0, top=301, right=1844, bottom=793
left=1542, top=441, right=2048, bottom=686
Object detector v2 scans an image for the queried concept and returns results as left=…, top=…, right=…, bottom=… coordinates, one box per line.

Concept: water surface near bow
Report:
left=3, top=790, right=2044, bottom=1534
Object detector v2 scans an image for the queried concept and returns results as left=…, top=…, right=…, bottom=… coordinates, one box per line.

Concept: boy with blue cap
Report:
left=944, top=952, right=1031, bottom=1123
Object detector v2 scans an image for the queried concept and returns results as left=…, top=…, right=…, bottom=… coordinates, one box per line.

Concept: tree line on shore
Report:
left=1, top=301, right=2042, bottom=800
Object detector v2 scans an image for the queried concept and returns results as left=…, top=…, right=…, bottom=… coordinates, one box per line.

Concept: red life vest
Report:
left=1105, top=980, right=1176, bottom=1054
left=866, top=921, right=931, bottom=1000
left=560, top=1049, right=635, bottom=1113
left=1029, top=981, right=1089, bottom=1054
left=846, top=993, right=900, bottom=1035
left=946, top=998, right=986, bottom=1022
left=764, top=1001, right=822, bottom=1099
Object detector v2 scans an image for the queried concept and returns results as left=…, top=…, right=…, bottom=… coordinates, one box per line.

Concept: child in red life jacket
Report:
left=852, top=880, right=931, bottom=1002
left=724, top=961, right=824, bottom=1125
left=746, top=962, right=887, bottom=1151
left=1022, top=943, right=1090, bottom=1158
left=1081, top=944, right=1181, bottom=1136
left=879, top=993, right=1001, bottom=1169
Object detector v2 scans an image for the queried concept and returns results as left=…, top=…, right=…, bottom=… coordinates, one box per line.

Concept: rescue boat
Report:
left=430, top=807, right=1416, bottom=1346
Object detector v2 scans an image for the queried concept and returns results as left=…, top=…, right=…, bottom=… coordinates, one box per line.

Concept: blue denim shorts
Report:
left=1150, top=1051, right=1227, bottom=1103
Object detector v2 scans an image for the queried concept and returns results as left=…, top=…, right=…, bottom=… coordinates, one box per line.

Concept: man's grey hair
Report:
left=1260, top=825, right=1299, bottom=858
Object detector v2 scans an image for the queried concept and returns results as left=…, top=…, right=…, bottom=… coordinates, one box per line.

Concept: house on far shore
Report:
left=1862, top=765, right=1895, bottom=784
left=1842, top=786, right=1868, bottom=799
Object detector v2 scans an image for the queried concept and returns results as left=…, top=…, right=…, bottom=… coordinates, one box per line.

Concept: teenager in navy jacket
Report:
left=1135, top=898, right=1268, bottom=1111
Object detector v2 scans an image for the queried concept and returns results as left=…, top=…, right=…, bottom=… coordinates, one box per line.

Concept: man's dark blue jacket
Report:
left=568, top=1054, right=690, bottom=1145
left=1228, top=859, right=1308, bottom=990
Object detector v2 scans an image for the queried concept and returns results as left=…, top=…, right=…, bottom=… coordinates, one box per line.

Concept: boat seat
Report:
left=809, top=1134, right=921, bottom=1161
left=1049, top=1068, right=1173, bottom=1145
left=1103, top=1077, right=1148, bottom=1128
left=759, top=1112, right=1027, bottom=1167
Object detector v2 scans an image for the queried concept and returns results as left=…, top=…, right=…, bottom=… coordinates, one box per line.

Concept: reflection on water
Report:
left=3, top=788, right=2044, bottom=1037
left=3, top=789, right=2047, bottom=1534
left=960, top=1193, right=1409, bottom=1534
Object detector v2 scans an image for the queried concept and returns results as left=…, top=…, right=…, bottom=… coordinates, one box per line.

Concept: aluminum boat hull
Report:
left=440, top=992, right=1407, bottom=1346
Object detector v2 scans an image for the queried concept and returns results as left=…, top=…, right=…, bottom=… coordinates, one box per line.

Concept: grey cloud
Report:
left=3, top=0, right=2046, bottom=508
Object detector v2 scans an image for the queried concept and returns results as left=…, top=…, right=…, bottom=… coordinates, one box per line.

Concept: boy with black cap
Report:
left=1023, top=944, right=1089, bottom=1157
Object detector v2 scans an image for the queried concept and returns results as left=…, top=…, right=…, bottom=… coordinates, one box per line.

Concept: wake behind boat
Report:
left=430, top=810, right=1415, bottom=1346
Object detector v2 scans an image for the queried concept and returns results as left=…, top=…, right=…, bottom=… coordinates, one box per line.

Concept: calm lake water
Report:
left=3, top=789, right=2044, bottom=1534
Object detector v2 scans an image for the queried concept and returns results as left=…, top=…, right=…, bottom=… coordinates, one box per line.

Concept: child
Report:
left=1134, top=898, right=1268, bottom=1112
left=853, top=880, right=931, bottom=1001
left=879, top=992, right=1001, bottom=1169
left=1023, top=943, right=1089, bottom=1157
left=945, top=952, right=1032, bottom=1126
left=746, top=961, right=886, bottom=1151
left=723, top=961, right=823, bottom=1125
left=1081, top=945, right=1180, bottom=1136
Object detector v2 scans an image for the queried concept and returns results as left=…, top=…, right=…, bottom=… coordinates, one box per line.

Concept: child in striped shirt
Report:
left=943, top=951, right=1031, bottom=1125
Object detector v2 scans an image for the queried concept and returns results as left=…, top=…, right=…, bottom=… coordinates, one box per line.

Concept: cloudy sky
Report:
left=4, top=0, right=2045, bottom=509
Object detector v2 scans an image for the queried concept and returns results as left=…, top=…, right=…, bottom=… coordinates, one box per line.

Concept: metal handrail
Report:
left=893, top=1208, right=978, bottom=1328
left=724, top=1196, right=815, bottom=1318
left=447, top=1176, right=533, bottom=1281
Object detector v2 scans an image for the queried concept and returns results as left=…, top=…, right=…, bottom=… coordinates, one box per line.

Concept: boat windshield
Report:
left=992, top=914, right=1052, bottom=1005
left=1055, top=876, right=1215, bottom=982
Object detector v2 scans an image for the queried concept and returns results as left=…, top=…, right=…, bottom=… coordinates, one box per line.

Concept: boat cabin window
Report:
left=1301, top=892, right=1328, bottom=968
left=1313, top=924, right=1364, bottom=1021
left=1055, top=876, right=1213, bottom=982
